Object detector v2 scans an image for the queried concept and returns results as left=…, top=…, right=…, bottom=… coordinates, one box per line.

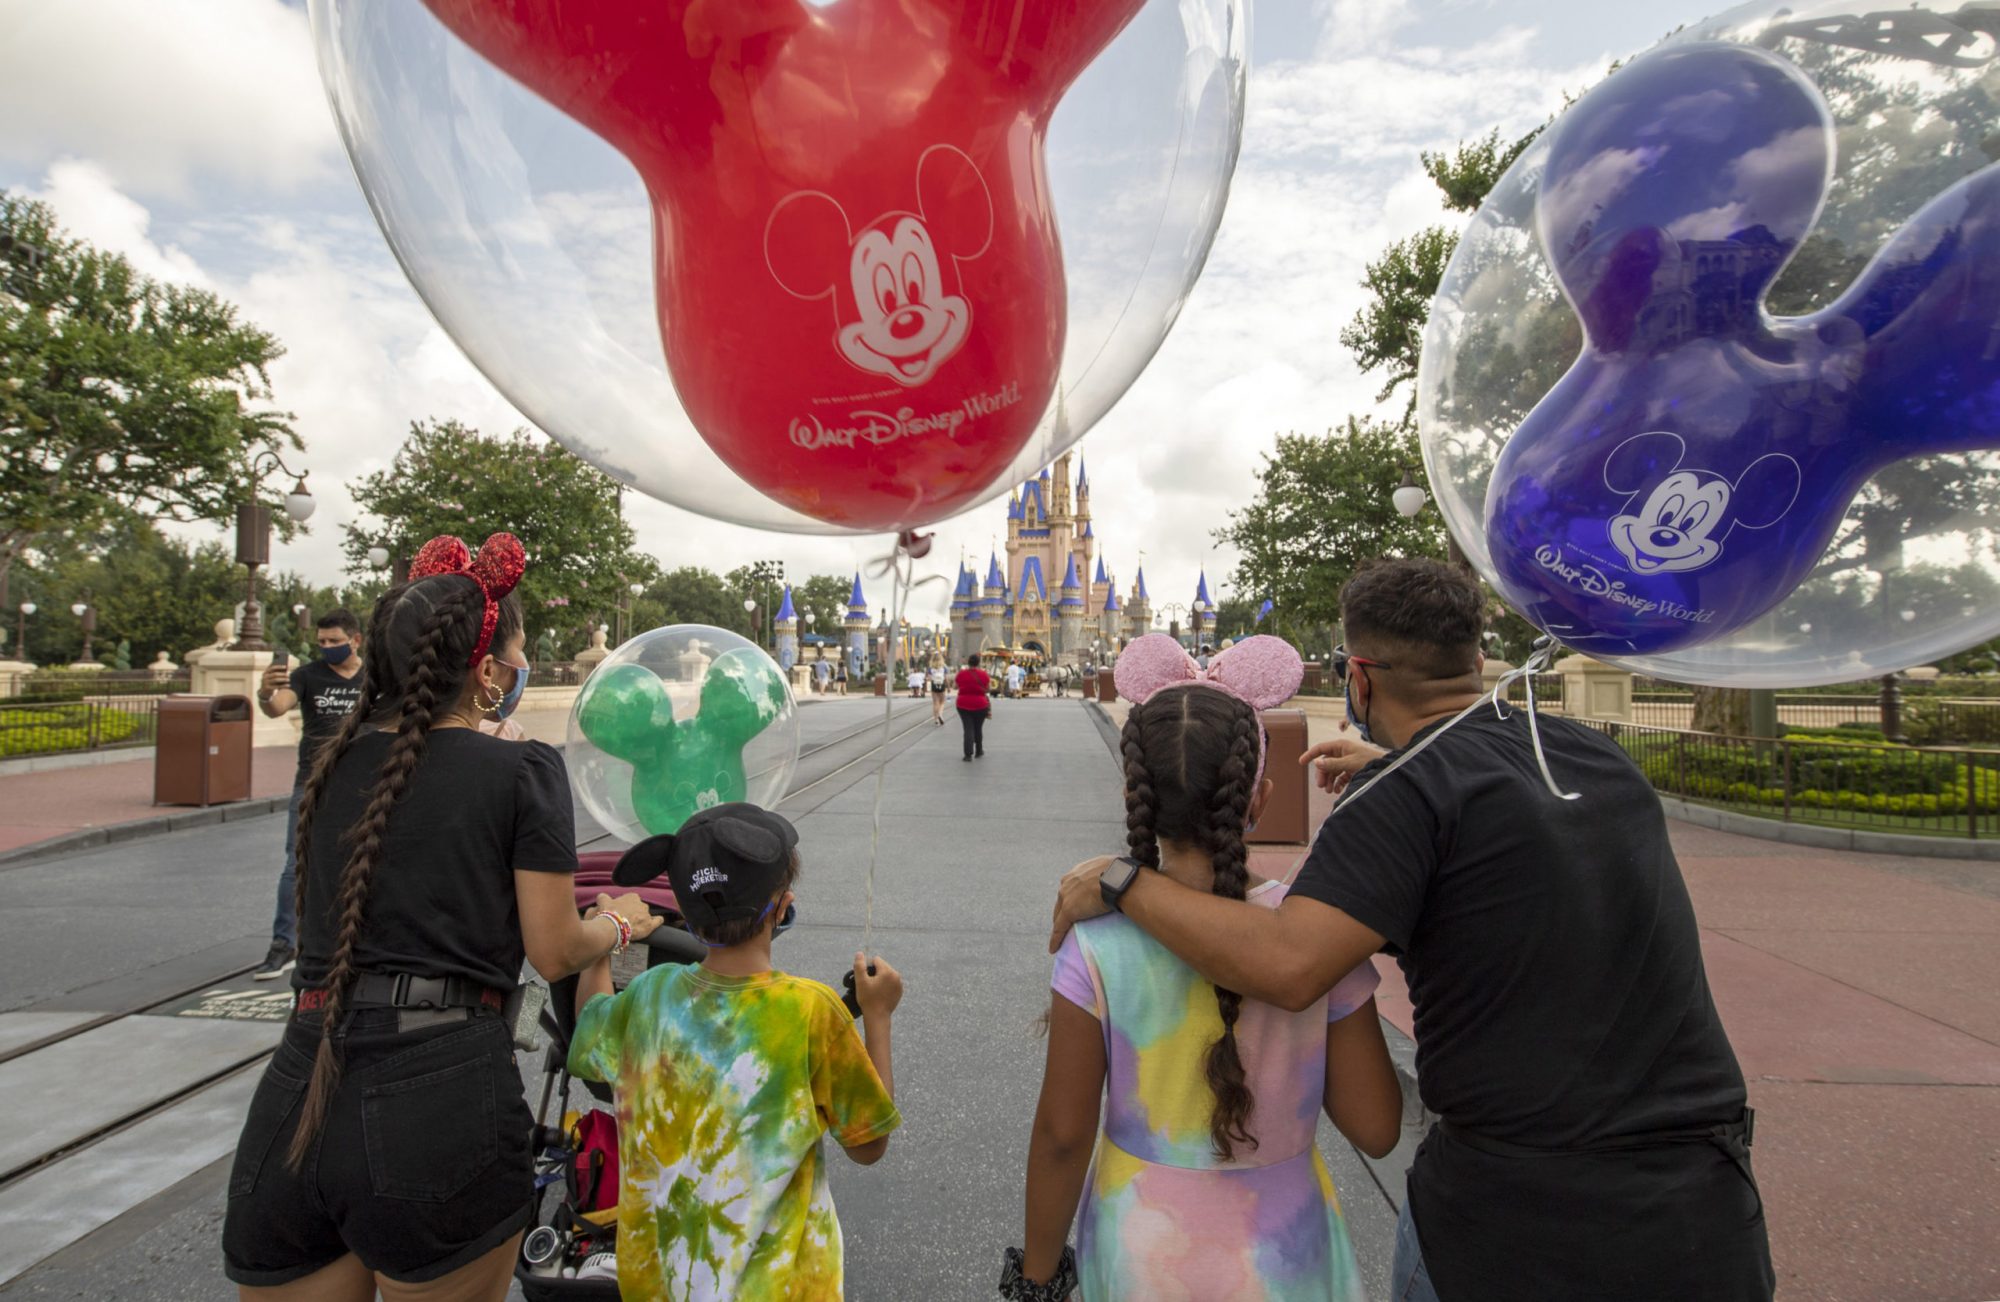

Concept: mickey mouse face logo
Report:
left=1604, top=433, right=1801, bottom=576
left=767, top=145, right=994, bottom=389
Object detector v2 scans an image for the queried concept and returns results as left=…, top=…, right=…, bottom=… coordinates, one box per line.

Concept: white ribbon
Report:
left=1332, top=636, right=1580, bottom=818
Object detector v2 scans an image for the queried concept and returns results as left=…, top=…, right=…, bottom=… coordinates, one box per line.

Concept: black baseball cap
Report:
left=613, top=803, right=799, bottom=932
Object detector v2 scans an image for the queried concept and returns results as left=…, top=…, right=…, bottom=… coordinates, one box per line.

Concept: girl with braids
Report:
left=1008, top=636, right=1402, bottom=1302
left=223, top=534, right=660, bottom=1301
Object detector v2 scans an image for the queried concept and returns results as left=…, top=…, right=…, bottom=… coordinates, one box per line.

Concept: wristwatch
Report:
left=1099, top=855, right=1145, bottom=913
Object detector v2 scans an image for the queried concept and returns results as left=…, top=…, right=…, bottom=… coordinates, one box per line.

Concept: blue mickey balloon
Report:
left=1481, top=39, right=2000, bottom=657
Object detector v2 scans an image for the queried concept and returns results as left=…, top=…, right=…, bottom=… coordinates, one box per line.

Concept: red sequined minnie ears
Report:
left=407, top=533, right=528, bottom=667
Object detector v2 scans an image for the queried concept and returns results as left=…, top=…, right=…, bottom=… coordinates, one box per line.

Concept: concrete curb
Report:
left=1657, top=795, right=2000, bottom=861
left=0, top=794, right=292, bottom=871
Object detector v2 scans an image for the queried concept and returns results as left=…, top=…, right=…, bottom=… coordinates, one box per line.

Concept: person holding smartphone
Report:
left=252, top=609, right=366, bottom=980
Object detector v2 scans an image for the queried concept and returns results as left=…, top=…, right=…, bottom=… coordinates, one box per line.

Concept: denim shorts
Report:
left=222, top=1008, right=533, bottom=1285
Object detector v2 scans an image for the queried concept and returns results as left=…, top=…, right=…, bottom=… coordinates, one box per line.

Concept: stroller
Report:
left=515, top=849, right=706, bottom=1299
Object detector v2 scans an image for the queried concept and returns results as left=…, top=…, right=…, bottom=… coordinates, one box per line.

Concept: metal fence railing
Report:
left=15, top=669, right=190, bottom=700
left=1629, top=691, right=2000, bottom=744
left=1503, top=672, right=1566, bottom=712
left=0, top=695, right=165, bottom=760
left=1582, top=720, right=2000, bottom=841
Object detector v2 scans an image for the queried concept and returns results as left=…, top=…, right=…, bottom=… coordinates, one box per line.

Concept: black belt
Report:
left=1438, top=1108, right=1756, bottom=1186
left=296, top=972, right=506, bottom=1014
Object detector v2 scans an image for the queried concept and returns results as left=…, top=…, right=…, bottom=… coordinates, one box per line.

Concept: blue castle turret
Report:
left=1057, top=554, right=1086, bottom=659
left=982, top=552, right=1010, bottom=647
left=774, top=585, right=799, bottom=672
left=843, top=573, right=870, bottom=677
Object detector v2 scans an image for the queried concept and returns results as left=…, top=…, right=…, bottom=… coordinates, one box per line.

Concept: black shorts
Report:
left=222, top=1009, right=533, bottom=1286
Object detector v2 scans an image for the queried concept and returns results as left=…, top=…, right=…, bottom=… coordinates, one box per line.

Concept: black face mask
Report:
left=321, top=643, right=354, bottom=665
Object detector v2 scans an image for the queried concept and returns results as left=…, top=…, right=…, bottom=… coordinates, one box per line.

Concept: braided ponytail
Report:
left=1121, top=687, right=1264, bottom=1161
left=1198, top=705, right=1261, bottom=1162
left=284, top=579, right=485, bottom=1170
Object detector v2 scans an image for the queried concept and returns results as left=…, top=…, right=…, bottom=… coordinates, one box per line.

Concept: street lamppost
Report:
left=70, top=601, right=96, bottom=665
left=230, top=450, right=316, bottom=651
left=743, top=596, right=758, bottom=643
left=1158, top=601, right=1189, bottom=644
left=15, top=602, right=34, bottom=659
left=293, top=603, right=312, bottom=652
left=1392, top=464, right=1471, bottom=570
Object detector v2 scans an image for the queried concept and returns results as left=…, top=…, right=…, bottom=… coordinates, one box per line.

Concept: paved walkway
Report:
left=1103, top=698, right=1999, bottom=1301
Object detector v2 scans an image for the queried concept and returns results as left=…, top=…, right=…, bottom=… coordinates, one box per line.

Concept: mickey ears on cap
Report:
left=1112, top=633, right=1302, bottom=711
left=613, top=832, right=677, bottom=887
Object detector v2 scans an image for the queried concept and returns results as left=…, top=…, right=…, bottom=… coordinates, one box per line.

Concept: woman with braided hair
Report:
left=223, top=534, right=659, bottom=1301
left=1005, top=635, right=1401, bottom=1302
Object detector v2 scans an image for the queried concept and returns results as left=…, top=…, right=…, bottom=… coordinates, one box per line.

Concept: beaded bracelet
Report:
left=601, top=910, right=632, bottom=955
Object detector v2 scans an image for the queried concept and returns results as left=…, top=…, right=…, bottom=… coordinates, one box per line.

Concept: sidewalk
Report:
left=1101, top=698, right=2000, bottom=1301
left=0, top=746, right=301, bottom=860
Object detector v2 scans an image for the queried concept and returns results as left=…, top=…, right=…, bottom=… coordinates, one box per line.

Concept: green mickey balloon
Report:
left=574, top=649, right=790, bottom=835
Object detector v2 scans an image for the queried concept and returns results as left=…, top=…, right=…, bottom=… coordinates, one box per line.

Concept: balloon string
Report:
left=859, top=537, right=947, bottom=953
left=1331, top=637, right=1576, bottom=815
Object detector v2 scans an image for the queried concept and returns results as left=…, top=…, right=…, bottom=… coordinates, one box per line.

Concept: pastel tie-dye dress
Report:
left=1052, top=879, right=1380, bottom=1301
left=570, top=964, right=900, bottom=1301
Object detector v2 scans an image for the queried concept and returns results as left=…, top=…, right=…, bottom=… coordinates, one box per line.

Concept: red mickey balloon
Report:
left=420, top=0, right=1145, bottom=532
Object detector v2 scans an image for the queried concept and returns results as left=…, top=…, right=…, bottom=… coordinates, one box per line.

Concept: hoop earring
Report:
left=477, top=679, right=503, bottom=719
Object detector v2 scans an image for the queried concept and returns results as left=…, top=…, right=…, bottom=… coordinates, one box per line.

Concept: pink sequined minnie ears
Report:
left=1113, top=633, right=1304, bottom=788
left=408, top=533, right=528, bottom=667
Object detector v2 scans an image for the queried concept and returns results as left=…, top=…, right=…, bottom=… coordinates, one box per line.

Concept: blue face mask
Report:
left=320, top=642, right=354, bottom=665
left=495, top=657, right=529, bottom=719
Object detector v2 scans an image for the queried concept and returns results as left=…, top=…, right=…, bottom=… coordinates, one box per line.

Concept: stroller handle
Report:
left=641, top=925, right=707, bottom=965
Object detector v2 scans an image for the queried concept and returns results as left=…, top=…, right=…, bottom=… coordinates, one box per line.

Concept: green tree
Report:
left=8, top=520, right=347, bottom=667
left=1217, top=419, right=1447, bottom=633
left=0, top=194, right=298, bottom=608
left=643, top=566, right=742, bottom=632
left=791, top=574, right=856, bottom=639
left=344, top=419, right=654, bottom=646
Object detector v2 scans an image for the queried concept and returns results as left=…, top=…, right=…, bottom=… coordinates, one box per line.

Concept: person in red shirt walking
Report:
left=955, top=654, right=991, bottom=762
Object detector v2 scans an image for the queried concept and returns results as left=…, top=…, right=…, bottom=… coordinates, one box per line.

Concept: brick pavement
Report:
left=0, top=747, right=300, bottom=857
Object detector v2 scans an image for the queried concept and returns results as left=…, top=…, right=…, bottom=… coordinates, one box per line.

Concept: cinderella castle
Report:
left=948, top=451, right=1155, bottom=664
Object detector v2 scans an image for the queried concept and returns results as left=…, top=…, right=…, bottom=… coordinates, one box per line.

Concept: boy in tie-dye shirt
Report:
left=571, top=804, right=902, bottom=1301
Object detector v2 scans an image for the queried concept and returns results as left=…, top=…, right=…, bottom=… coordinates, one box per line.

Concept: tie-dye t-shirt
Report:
left=1052, top=879, right=1380, bottom=1301
left=569, top=964, right=900, bottom=1301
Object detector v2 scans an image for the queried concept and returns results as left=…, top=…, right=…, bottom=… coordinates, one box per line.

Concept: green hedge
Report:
left=0, top=705, right=150, bottom=758
left=1625, top=732, right=2000, bottom=817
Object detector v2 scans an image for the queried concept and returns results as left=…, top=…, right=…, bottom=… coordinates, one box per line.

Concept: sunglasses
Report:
left=1330, top=646, right=1393, bottom=682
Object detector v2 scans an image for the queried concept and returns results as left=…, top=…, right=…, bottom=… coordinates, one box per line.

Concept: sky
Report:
left=0, top=0, right=1697, bottom=627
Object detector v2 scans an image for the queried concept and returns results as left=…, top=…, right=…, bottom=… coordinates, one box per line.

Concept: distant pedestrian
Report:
left=1012, top=637, right=1398, bottom=1300
left=836, top=662, right=848, bottom=695
left=252, top=609, right=366, bottom=980
left=813, top=659, right=830, bottom=695
left=956, top=654, right=991, bottom=761
left=930, top=661, right=948, bottom=726
left=224, top=534, right=660, bottom=1296
left=907, top=666, right=925, bottom=697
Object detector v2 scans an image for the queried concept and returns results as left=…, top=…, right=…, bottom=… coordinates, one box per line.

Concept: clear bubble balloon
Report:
left=565, top=626, right=799, bottom=846
left=1419, top=0, right=2000, bottom=686
left=309, top=0, right=1245, bottom=535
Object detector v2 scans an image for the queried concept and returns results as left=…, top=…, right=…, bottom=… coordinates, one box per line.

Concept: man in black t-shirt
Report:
left=1051, top=559, right=1772, bottom=1301
left=252, top=608, right=366, bottom=979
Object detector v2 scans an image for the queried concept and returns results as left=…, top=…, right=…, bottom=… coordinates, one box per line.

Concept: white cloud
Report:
left=0, top=0, right=336, bottom=200
left=29, top=159, right=209, bottom=285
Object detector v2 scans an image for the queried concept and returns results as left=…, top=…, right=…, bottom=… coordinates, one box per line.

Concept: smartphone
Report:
left=270, top=648, right=289, bottom=669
